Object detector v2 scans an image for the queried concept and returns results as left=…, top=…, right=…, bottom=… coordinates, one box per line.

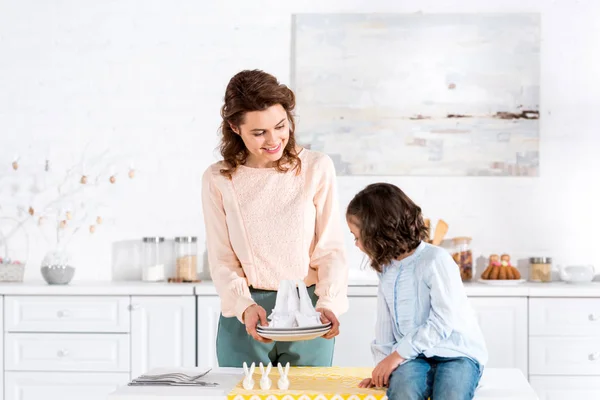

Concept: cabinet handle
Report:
left=56, top=310, right=70, bottom=318
left=589, top=352, right=600, bottom=361
left=57, top=349, right=69, bottom=358
left=589, top=314, right=599, bottom=321
left=128, top=304, right=141, bottom=311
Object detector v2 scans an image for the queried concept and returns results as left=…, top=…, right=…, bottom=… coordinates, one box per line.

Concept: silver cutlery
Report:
left=130, top=369, right=216, bottom=386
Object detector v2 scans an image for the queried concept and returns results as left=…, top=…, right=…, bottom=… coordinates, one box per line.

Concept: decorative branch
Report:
left=0, top=143, right=137, bottom=262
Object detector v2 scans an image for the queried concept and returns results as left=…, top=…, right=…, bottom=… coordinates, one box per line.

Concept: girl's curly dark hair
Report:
left=347, top=183, right=429, bottom=273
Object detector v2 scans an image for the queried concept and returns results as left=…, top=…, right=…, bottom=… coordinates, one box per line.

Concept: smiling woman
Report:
left=218, top=70, right=301, bottom=175
left=201, top=70, right=349, bottom=368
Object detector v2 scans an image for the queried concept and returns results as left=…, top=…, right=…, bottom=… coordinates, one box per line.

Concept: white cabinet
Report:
left=130, top=296, right=196, bottom=378
left=3, top=295, right=132, bottom=400
left=332, top=296, right=528, bottom=373
left=333, top=296, right=378, bottom=367
left=529, top=298, right=600, bottom=398
left=5, top=296, right=129, bottom=333
left=196, top=296, right=222, bottom=368
left=529, top=298, right=600, bottom=336
left=469, top=297, right=528, bottom=376
left=0, top=296, right=3, bottom=397
left=5, top=333, right=129, bottom=372
left=1, top=294, right=197, bottom=400
left=4, top=372, right=129, bottom=400
left=529, top=376, right=600, bottom=400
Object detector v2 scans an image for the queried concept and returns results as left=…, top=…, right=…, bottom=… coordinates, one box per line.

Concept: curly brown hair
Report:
left=218, top=69, right=301, bottom=178
left=346, top=183, right=430, bottom=273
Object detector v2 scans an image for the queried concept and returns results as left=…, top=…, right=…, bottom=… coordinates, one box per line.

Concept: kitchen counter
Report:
left=108, top=367, right=538, bottom=400
left=197, top=280, right=600, bottom=297
left=0, top=279, right=598, bottom=297
left=0, top=280, right=197, bottom=295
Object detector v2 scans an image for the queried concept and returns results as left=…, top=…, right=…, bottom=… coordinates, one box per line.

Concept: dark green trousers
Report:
left=216, top=285, right=335, bottom=368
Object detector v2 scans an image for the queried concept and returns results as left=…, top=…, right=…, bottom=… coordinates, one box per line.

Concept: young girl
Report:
left=347, top=183, right=488, bottom=400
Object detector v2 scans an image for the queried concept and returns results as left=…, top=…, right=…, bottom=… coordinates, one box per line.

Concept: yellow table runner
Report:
left=227, top=367, right=387, bottom=400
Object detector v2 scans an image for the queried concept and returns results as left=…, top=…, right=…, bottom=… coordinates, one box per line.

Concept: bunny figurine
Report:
left=277, top=362, right=290, bottom=390
left=259, top=362, right=272, bottom=390
left=242, top=362, right=255, bottom=390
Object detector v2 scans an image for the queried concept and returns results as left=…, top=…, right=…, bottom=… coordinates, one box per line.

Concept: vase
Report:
left=40, top=247, right=75, bottom=285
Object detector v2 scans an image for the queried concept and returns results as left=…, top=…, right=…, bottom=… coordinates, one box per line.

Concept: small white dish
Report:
left=559, top=265, right=595, bottom=284
left=478, top=278, right=526, bottom=286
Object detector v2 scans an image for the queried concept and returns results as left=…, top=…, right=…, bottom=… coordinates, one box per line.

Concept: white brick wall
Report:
left=0, top=0, right=598, bottom=281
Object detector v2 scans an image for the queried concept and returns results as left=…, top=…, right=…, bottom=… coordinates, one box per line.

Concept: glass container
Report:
left=452, top=236, right=473, bottom=281
left=142, top=237, right=166, bottom=282
left=529, top=257, right=552, bottom=282
left=174, top=236, right=198, bottom=282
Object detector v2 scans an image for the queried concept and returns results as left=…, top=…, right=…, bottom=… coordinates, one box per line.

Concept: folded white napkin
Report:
left=268, top=280, right=322, bottom=328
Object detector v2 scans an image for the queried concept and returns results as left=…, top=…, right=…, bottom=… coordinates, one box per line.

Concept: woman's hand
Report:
left=371, top=352, right=404, bottom=388
left=243, top=304, right=272, bottom=343
left=358, top=378, right=374, bottom=388
left=316, top=307, right=340, bottom=339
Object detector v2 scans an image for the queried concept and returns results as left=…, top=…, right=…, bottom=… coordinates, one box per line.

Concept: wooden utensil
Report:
left=431, top=219, right=448, bottom=245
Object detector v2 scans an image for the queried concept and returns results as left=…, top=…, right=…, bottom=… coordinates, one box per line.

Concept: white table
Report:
left=108, top=367, right=538, bottom=400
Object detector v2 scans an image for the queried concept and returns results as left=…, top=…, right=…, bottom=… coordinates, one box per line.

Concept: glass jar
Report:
left=174, top=236, right=198, bottom=282
left=141, top=237, right=166, bottom=282
left=529, top=257, right=552, bottom=282
left=452, top=237, right=473, bottom=281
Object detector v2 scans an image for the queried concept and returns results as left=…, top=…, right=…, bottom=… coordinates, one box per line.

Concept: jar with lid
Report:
left=529, top=257, right=552, bottom=282
left=174, top=236, right=198, bottom=282
left=141, top=237, right=166, bottom=282
left=452, top=237, right=473, bottom=281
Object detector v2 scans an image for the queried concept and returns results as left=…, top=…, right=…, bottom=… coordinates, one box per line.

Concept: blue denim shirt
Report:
left=372, top=241, right=488, bottom=366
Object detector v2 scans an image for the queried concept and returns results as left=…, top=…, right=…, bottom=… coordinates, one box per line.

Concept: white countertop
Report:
left=0, top=279, right=598, bottom=297
left=0, top=280, right=197, bottom=295
left=108, top=367, right=538, bottom=400
left=197, top=280, right=600, bottom=297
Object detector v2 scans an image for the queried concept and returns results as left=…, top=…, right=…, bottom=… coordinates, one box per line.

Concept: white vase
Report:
left=40, top=248, right=75, bottom=285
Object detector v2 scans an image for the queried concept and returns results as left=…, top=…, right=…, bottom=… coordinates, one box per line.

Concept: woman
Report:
left=201, top=69, right=349, bottom=368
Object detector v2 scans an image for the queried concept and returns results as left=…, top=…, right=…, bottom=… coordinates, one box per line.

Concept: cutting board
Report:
left=227, top=367, right=387, bottom=400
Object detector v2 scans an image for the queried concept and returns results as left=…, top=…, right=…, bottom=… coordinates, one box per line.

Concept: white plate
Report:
left=257, top=330, right=330, bottom=342
left=477, top=278, right=526, bottom=286
left=257, top=322, right=332, bottom=332
left=257, top=326, right=331, bottom=335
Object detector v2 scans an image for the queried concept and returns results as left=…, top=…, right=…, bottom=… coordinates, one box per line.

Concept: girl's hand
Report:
left=358, top=378, right=374, bottom=388
left=316, top=307, right=340, bottom=339
left=371, top=352, right=404, bottom=388
left=243, top=304, right=272, bottom=343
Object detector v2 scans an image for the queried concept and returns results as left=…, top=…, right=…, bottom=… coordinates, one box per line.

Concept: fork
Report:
left=136, top=369, right=211, bottom=381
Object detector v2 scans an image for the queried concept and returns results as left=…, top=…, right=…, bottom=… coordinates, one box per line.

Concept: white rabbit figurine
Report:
left=242, top=362, right=255, bottom=390
left=277, top=362, right=290, bottom=390
left=259, top=362, right=272, bottom=390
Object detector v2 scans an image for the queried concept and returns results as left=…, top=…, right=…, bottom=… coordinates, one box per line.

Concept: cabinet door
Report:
left=1, top=296, right=3, bottom=395
left=4, top=372, right=129, bottom=400
left=196, top=296, right=222, bottom=368
left=332, top=296, right=378, bottom=367
left=530, top=376, right=600, bottom=400
left=468, top=297, right=528, bottom=376
left=130, top=296, right=196, bottom=378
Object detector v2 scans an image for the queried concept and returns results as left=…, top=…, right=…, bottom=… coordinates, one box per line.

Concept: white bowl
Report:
left=561, top=265, right=595, bottom=283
